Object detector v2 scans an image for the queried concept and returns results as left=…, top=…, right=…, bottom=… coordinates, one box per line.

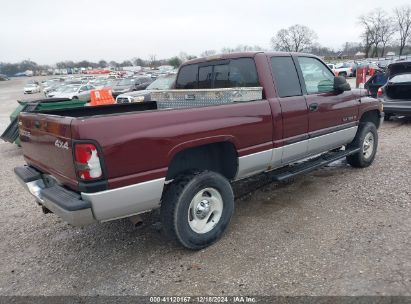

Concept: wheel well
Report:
left=360, top=110, right=380, bottom=128
left=166, top=142, right=238, bottom=180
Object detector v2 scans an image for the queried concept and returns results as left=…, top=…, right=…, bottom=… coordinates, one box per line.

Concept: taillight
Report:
left=74, top=143, right=102, bottom=180
left=377, top=87, right=383, bottom=97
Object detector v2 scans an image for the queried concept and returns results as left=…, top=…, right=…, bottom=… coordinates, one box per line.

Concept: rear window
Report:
left=271, top=57, right=302, bottom=97
left=389, top=74, right=411, bottom=83
left=176, top=64, right=198, bottom=89
left=175, top=58, right=259, bottom=89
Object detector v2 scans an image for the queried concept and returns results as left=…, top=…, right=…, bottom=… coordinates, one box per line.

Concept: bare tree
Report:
left=359, top=21, right=374, bottom=58
left=394, top=5, right=411, bottom=56
left=379, top=12, right=395, bottom=57
left=271, top=24, right=317, bottom=52
left=221, top=47, right=236, bottom=54
left=178, top=52, right=196, bottom=62
left=359, top=9, right=382, bottom=57
left=359, top=9, right=396, bottom=58
left=200, top=50, right=217, bottom=57
left=149, top=54, right=157, bottom=67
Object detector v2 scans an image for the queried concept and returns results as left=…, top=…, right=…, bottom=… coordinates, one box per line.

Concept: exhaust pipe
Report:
left=129, top=214, right=143, bottom=227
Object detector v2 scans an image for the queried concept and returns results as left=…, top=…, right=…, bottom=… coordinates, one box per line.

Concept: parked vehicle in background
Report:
left=0, top=74, right=10, bottom=81
left=14, top=52, right=383, bottom=249
left=327, top=63, right=353, bottom=77
left=23, top=83, right=41, bottom=94
left=377, top=59, right=393, bottom=69
left=50, top=84, right=95, bottom=101
left=111, top=77, right=153, bottom=97
left=116, top=74, right=175, bottom=103
left=344, top=62, right=358, bottom=76
left=46, top=85, right=67, bottom=98
left=377, top=60, right=411, bottom=120
left=42, top=80, right=62, bottom=95
left=134, top=76, right=154, bottom=90
left=92, top=79, right=118, bottom=90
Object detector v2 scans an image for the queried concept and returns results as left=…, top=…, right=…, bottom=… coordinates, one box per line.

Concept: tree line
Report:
left=271, top=5, right=411, bottom=58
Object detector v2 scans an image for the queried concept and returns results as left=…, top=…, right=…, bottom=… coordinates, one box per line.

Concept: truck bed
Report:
left=39, top=102, right=157, bottom=117
left=18, top=87, right=271, bottom=193
left=41, top=87, right=263, bottom=117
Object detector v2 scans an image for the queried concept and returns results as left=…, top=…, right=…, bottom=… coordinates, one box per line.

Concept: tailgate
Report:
left=18, top=112, right=78, bottom=190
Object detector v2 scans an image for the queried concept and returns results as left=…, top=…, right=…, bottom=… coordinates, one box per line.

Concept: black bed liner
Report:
left=38, top=101, right=158, bottom=118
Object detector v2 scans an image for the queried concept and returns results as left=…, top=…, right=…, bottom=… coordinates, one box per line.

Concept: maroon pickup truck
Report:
left=14, top=52, right=383, bottom=249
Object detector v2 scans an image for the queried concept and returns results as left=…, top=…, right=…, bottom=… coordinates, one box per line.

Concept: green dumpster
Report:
left=3, top=98, right=87, bottom=146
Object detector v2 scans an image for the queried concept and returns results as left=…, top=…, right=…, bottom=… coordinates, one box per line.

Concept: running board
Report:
left=270, top=148, right=361, bottom=182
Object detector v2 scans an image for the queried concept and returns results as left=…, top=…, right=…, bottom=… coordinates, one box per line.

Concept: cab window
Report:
left=271, top=56, right=302, bottom=97
left=175, top=58, right=259, bottom=89
left=297, top=57, right=334, bottom=94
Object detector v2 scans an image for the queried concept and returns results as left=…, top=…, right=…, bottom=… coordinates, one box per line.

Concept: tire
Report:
left=346, top=122, right=378, bottom=168
left=72, top=96, right=78, bottom=100
left=160, top=171, right=234, bottom=250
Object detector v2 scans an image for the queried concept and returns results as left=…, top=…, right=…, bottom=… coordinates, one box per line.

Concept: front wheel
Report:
left=346, top=122, right=378, bottom=168
left=161, top=171, right=234, bottom=250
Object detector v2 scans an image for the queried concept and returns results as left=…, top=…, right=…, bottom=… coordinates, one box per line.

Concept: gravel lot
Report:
left=0, top=77, right=410, bottom=296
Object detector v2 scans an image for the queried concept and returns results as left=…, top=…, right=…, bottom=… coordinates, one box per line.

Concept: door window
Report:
left=271, top=57, right=302, bottom=97
left=297, top=57, right=334, bottom=94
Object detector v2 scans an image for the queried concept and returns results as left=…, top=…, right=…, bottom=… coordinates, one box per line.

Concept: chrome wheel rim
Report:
left=188, top=187, right=223, bottom=234
left=363, top=132, right=374, bottom=159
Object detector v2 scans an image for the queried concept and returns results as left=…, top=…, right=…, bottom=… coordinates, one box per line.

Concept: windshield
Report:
left=117, top=78, right=134, bottom=86
left=390, top=74, right=411, bottom=83
left=61, top=86, right=80, bottom=93
left=93, top=80, right=107, bottom=86
left=146, top=77, right=175, bottom=90
left=26, top=84, right=37, bottom=87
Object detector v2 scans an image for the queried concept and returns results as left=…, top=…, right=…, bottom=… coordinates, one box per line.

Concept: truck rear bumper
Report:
left=14, top=166, right=165, bottom=226
left=14, top=166, right=96, bottom=226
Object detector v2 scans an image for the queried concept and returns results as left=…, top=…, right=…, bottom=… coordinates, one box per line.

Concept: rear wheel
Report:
left=346, top=122, right=378, bottom=168
left=161, top=171, right=234, bottom=250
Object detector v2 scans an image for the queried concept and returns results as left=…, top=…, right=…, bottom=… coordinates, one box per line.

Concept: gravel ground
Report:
left=0, top=77, right=410, bottom=296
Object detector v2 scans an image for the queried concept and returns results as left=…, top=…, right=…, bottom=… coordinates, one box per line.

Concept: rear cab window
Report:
left=270, top=56, right=302, bottom=97
left=175, top=58, right=259, bottom=89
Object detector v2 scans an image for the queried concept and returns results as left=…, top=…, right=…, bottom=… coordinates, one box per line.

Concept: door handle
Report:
left=309, top=103, right=319, bottom=112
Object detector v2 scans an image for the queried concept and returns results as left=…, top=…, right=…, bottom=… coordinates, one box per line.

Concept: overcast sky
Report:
left=0, top=0, right=408, bottom=64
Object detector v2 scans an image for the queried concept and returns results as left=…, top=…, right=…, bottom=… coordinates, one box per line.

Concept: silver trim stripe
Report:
left=81, top=178, right=166, bottom=221
left=236, top=126, right=358, bottom=180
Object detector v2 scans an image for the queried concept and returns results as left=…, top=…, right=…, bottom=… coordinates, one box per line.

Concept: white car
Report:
left=23, top=83, right=41, bottom=94
left=51, top=84, right=95, bottom=101
left=327, top=63, right=353, bottom=78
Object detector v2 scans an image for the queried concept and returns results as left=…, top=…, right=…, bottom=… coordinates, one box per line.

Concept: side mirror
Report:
left=334, top=76, right=351, bottom=92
